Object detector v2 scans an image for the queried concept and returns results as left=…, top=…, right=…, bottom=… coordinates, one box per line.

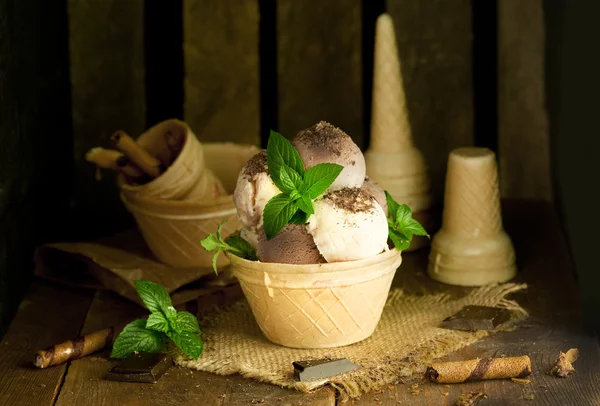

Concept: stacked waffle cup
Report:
left=364, top=14, right=434, bottom=252
left=87, top=119, right=260, bottom=269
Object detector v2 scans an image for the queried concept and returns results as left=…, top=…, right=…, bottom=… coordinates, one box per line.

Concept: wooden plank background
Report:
left=0, top=0, right=73, bottom=336
left=276, top=0, right=364, bottom=148
left=183, top=0, right=260, bottom=146
left=498, top=0, right=552, bottom=201
left=68, top=0, right=146, bottom=238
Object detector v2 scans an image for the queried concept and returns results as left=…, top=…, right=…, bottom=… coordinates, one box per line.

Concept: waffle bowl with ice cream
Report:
left=202, top=121, right=428, bottom=349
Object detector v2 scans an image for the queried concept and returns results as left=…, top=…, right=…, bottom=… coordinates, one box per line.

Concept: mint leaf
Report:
left=174, top=311, right=201, bottom=334
left=389, top=229, right=410, bottom=251
left=267, top=130, right=305, bottom=191
left=225, top=235, right=258, bottom=261
left=384, top=191, right=429, bottom=250
left=134, top=280, right=175, bottom=320
left=395, top=204, right=429, bottom=239
left=295, top=194, right=314, bottom=215
left=211, top=248, right=221, bottom=274
left=263, top=193, right=298, bottom=239
left=278, top=163, right=302, bottom=194
left=289, top=210, right=310, bottom=225
left=303, top=163, right=344, bottom=199
left=216, top=220, right=225, bottom=242
left=110, top=319, right=167, bottom=359
left=201, top=221, right=258, bottom=273
left=385, top=191, right=400, bottom=219
left=146, top=313, right=170, bottom=333
left=167, top=331, right=204, bottom=360
left=200, top=234, right=220, bottom=251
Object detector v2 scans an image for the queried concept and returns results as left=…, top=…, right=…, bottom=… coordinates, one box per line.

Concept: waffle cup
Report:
left=118, top=142, right=259, bottom=269
left=364, top=13, right=433, bottom=251
left=119, top=119, right=226, bottom=201
left=228, top=248, right=402, bottom=349
left=427, top=147, right=516, bottom=286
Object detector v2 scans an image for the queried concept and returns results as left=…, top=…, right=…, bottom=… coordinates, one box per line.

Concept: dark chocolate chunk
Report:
left=293, top=358, right=360, bottom=382
left=106, top=352, right=172, bottom=383
left=442, top=305, right=512, bottom=331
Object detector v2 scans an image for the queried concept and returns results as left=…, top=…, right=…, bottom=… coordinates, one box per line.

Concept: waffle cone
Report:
left=370, top=13, right=412, bottom=153
left=228, top=249, right=402, bottom=349
left=428, top=148, right=516, bottom=286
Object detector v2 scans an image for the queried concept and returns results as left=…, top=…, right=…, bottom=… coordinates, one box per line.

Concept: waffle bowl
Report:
left=227, top=248, right=402, bottom=348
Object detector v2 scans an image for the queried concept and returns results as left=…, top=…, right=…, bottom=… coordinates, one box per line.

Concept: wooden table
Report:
left=1, top=201, right=599, bottom=405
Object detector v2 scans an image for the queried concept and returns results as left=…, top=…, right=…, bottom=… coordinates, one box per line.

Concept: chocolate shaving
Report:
left=243, top=150, right=269, bottom=180
left=323, top=187, right=376, bottom=214
left=293, top=121, right=350, bottom=157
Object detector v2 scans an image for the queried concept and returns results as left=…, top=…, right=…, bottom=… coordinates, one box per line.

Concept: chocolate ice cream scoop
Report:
left=292, top=121, right=366, bottom=191
left=233, top=150, right=281, bottom=230
left=308, top=187, right=389, bottom=262
left=362, top=176, right=388, bottom=215
left=256, top=224, right=325, bottom=264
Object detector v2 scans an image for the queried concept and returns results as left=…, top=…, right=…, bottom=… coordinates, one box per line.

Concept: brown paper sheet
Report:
left=34, top=228, right=237, bottom=307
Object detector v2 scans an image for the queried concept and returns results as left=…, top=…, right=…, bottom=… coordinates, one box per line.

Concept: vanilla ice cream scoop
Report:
left=233, top=150, right=281, bottom=230
left=292, top=121, right=366, bottom=191
left=307, top=187, right=389, bottom=262
left=256, top=224, right=325, bottom=264
left=362, top=176, right=388, bottom=215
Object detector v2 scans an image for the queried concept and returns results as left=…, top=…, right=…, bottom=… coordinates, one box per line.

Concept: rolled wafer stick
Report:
left=34, top=327, right=115, bottom=369
left=85, top=147, right=146, bottom=180
left=111, top=130, right=165, bottom=178
left=426, top=355, right=532, bottom=383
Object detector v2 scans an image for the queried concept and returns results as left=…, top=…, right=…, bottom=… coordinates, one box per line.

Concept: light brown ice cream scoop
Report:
left=362, top=176, right=388, bottom=215
left=256, top=224, right=325, bottom=265
left=292, top=121, right=366, bottom=191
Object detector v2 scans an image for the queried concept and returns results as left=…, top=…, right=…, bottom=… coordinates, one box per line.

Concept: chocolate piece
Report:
left=293, top=358, right=360, bottom=382
left=442, top=305, right=511, bottom=331
left=106, top=352, right=172, bottom=383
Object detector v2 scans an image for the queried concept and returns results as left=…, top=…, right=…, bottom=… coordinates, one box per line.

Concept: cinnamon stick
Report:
left=34, top=327, right=115, bottom=369
left=426, top=356, right=532, bottom=383
left=85, top=147, right=146, bottom=180
left=111, top=130, right=165, bottom=178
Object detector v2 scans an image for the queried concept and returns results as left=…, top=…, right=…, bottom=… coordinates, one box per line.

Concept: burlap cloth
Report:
left=175, top=283, right=527, bottom=401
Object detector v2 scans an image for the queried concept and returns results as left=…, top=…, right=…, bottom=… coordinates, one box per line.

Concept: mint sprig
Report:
left=200, top=221, right=258, bottom=274
left=111, top=280, right=203, bottom=360
left=263, top=131, right=343, bottom=239
left=385, top=191, right=429, bottom=251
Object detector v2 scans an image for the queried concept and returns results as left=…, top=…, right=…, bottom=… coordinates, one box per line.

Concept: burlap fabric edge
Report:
left=174, top=283, right=528, bottom=402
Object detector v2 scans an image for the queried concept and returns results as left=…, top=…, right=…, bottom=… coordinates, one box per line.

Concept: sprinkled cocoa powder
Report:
left=293, top=121, right=349, bottom=157
left=243, top=150, right=269, bottom=180
left=323, top=187, right=376, bottom=213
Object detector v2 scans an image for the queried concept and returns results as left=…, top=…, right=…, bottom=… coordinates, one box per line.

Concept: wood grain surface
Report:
left=386, top=0, right=474, bottom=204
left=54, top=289, right=336, bottom=406
left=348, top=201, right=600, bottom=405
left=277, top=0, right=363, bottom=147
left=68, top=0, right=146, bottom=238
left=498, top=0, right=553, bottom=202
left=3, top=202, right=599, bottom=405
left=0, top=282, right=95, bottom=406
left=183, top=0, right=260, bottom=146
